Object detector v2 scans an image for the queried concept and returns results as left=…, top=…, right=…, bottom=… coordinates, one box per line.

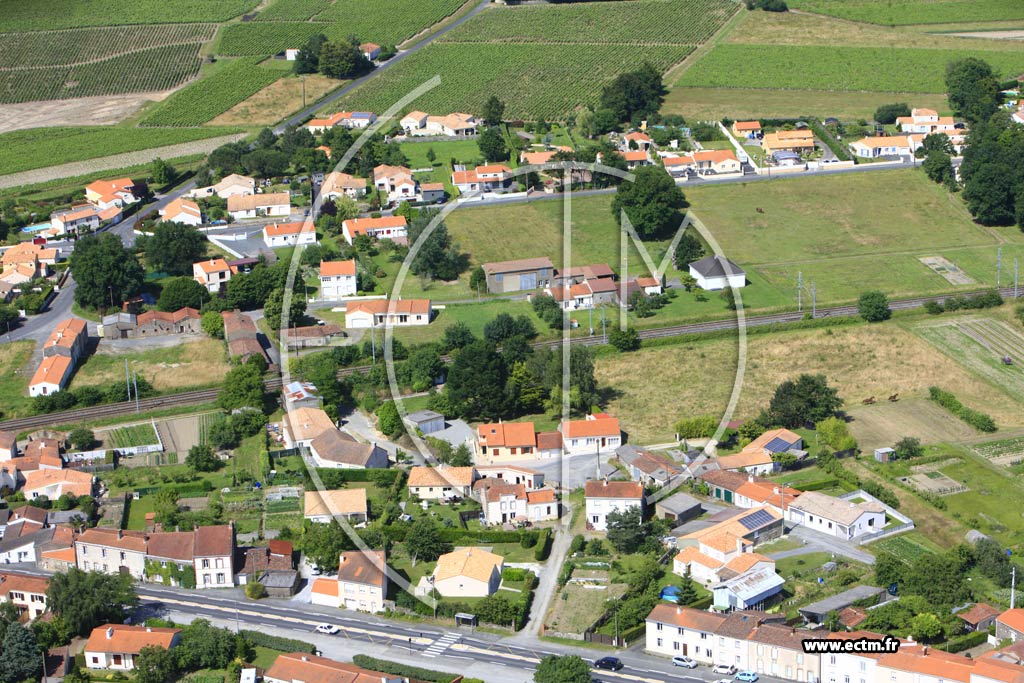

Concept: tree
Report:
left=873, top=103, right=911, bottom=125
left=534, top=654, right=591, bottom=683
left=767, top=374, right=842, bottom=428
left=674, top=232, right=704, bottom=268
left=202, top=310, right=224, bottom=339
left=858, top=290, right=891, bottom=322
left=506, top=361, right=546, bottom=414
left=217, top=360, right=265, bottom=411
left=405, top=516, right=451, bottom=562
left=176, top=619, right=242, bottom=670
left=482, top=96, right=506, bottom=127
left=450, top=443, right=473, bottom=466
left=406, top=209, right=468, bottom=281
left=150, top=157, right=176, bottom=186
left=893, top=436, right=923, bottom=460
left=134, top=645, right=179, bottom=683
left=302, top=520, right=353, bottom=572
left=446, top=340, right=508, bottom=420
left=605, top=507, right=645, bottom=554
left=67, top=428, right=96, bottom=451
left=142, top=222, right=207, bottom=276
left=0, top=304, right=17, bottom=331
left=909, top=613, right=943, bottom=642
left=469, top=265, right=486, bottom=293
left=376, top=401, right=404, bottom=438
left=71, top=233, right=145, bottom=310
left=245, top=581, right=267, bottom=599
left=873, top=552, right=904, bottom=588
left=257, top=128, right=277, bottom=148
left=426, top=147, right=437, bottom=164
left=598, top=63, right=666, bottom=124
left=945, top=58, right=1001, bottom=125
left=294, top=33, right=328, bottom=74
left=484, top=312, right=536, bottom=344
left=815, top=416, right=856, bottom=451
left=478, top=126, right=509, bottom=163
left=47, top=568, right=137, bottom=636
left=676, top=573, right=697, bottom=604
left=612, top=166, right=688, bottom=239
left=608, top=326, right=641, bottom=351
left=264, top=287, right=307, bottom=331
left=318, top=38, right=372, bottom=79
left=0, top=622, right=41, bottom=683
left=186, top=444, right=221, bottom=472
left=963, top=162, right=1018, bottom=226
left=973, top=537, right=1013, bottom=586
left=158, top=277, right=207, bottom=312
left=922, top=150, right=954, bottom=186
left=241, top=148, right=289, bottom=178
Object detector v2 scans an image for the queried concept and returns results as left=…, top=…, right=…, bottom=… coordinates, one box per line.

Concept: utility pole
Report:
left=124, top=359, right=131, bottom=403
left=811, top=282, right=817, bottom=318
left=1016, top=258, right=1020, bottom=299
left=797, top=271, right=803, bottom=312
left=601, top=308, right=607, bottom=344
left=1013, top=566, right=1017, bottom=609
left=132, top=372, right=140, bottom=413
left=370, top=324, right=376, bottom=364
left=302, top=75, right=306, bottom=108
left=998, top=247, right=1003, bottom=287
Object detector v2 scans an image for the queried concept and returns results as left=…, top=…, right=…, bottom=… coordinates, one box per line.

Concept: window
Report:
left=719, top=637, right=725, bottom=646
left=203, top=574, right=211, bottom=584
left=657, top=623, right=663, bottom=631
left=101, top=548, right=107, bottom=558
left=674, top=642, right=680, bottom=651
left=216, top=573, right=225, bottom=584
left=859, top=662, right=866, bottom=672
left=201, top=559, right=210, bottom=569
left=120, top=552, right=126, bottom=561
left=657, top=638, right=663, bottom=647
left=830, top=657, right=836, bottom=665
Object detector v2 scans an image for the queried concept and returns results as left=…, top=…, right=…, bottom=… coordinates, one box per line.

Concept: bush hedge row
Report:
left=352, top=655, right=460, bottom=683
left=929, top=386, right=997, bottom=432
left=238, top=630, right=315, bottom=654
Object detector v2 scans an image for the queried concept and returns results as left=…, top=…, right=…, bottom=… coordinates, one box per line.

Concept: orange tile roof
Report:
left=320, top=259, right=356, bottom=277
left=647, top=603, right=727, bottom=631
left=343, top=216, right=407, bottom=236
left=338, top=550, right=386, bottom=589
left=407, top=466, right=475, bottom=488
left=85, top=178, right=133, bottom=197
left=137, top=307, right=200, bottom=325
left=960, top=602, right=1000, bottom=625
left=716, top=450, right=774, bottom=471
left=345, top=298, right=429, bottom=316
left=477, top=421, right=537, bottom=448
left=878, top=648, right=975, bottom=682
left=264, top=221, right=309, bottom=237
left=160, top=198, right=201, bottom=221
left=724, top=552, right=773, bottom=574
left=85, top=624, right=179, bottom=655
left=44, top=318, right=86, bottom=351
left=475, top=164, right=511, bottom=174
left=310, top=577, right=338, bottom=597
left=584, top=480, right=643, bottom=499
left=998, top=608, right=1024, bottom=634
left=227, top=192, right=290, bottom=212
left=434, top=547, right=503, bottom=583
left=304, top=489, right=368, bottom=517
left=624, top=131, right=652, bottom=142
left=0, top=572, right=49, bottom=598
left=307, top=112, right=354, bottom=127
left=527, top=489, right=556, bottom=504
left=702, top=531, right=747, bottom=554
left=77, top=528, right=148, bottom=553
left=266, top=652, right=396, bottom=683
left=195, top=258, right=231, bottom=274
left=693, top=149, right=738, bottom=164
left=674, top=545, right=722, bottom=569
left=284, top=407, right=336, bottom=444
left=521, top=151, right=557, bottom=165
left=622, top=151, right=649, bottom=162
left=734, top=121, right=761, bottom=130
left=30, top=355, right=72, bottom=388
left=452, top=170, right=478, bottom=184
left=23, top=469, right=93, bottom=498
left=560, top=416, right=620, bottom=438
left=41, top=547, right=76, bottom=564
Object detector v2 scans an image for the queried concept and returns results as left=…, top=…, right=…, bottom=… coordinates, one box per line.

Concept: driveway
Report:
left=787, top=525, right=876, bottom=564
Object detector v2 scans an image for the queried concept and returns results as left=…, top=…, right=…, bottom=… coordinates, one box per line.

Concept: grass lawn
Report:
left=233, top=433, right=270, bottom=483
left=126, top=494, right=157, bottom=531
left=595, top=313, right=1024, bottom=443
left=0, top=341, right=35, bottom=419
left=400, top=139, right=484, bottom=196
left=70, top=337, right=231, bottom=392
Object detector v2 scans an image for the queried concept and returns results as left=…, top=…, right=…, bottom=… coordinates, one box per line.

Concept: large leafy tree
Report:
left=945, top=58, right=1001, bottom=125
left=264, top=287, right=307, bottom=331
left=47, top=568, right=137, bottom=637
left=135, top=645, right=179, bottom=683
left=534, top=655, right=591, bottom=683
left=605, top=507, right=646, bottom=554
left=445, top=339, right=509, bottom=420
left=142, top=222, right=206, bottom=275
left=767, top=373, right=842, bottom=428
left=71, top=233, right=145, bottom=310
left=157, top=277, right=208, bottom=312
left=963, top=162, right=1018, bottom=226
left=302, top=519, right=353, bottom=572
left=293, top=33, right=328, bottom=75
left=598, top=63, right=666, bottom=124
left=857, top=290, right=891, bottom=322
left=674, top=232, right=704, bottom=268
left=406, top=516, right=452, bottom=563
left=0, top=622, right=42, bottom=683
left=481, top=96, right=506, bottom=126
left=406, top=209, right=468, bottom=281
left=217, top=359, right=266, bottom=411
left=318, top=38, right=372, bottom=79
left=612, top=165, right=688, bottom=239
left=478, top=127, right=509, bottom=162
left=175, top=619, right=243, bottom=671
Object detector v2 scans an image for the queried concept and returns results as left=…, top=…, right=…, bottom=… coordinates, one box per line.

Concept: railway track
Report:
left=3, top=286, right=1016, bottom=433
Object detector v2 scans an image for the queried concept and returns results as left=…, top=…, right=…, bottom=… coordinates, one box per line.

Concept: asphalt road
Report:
left=274, top=0, right=492, bottom=134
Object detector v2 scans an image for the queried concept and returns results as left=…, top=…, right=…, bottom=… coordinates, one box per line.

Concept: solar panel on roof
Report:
left=763, top=437, right=793, bottom=453
left=738, top=509, right=774, bottom=530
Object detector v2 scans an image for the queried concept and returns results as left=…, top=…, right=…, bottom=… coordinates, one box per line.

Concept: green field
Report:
left=139, top=58, right=283, bottom=127
left=0, top=342, right=34, bottom=419
left=676, top=44, right=1024, bottom=93
left=443, top=0, right=737, bottom=44
left=0, top=43, right=205, bottom=104
left=336, top=42, right=692, bottom=120
left=0, top=0, right=258, bottom=30
left=0, top=127, right=242, bottom=176
left=109, top=423, right=160, bottom=449
left=787, top=0, right=1024, bottom=26
left=219, top=0, right=467, bottom=56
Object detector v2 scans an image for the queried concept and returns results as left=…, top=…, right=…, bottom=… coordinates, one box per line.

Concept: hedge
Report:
left=808, top=118, right=850, bottom=161
left=534, top=528, right=552, bottom=561
left=352, top=655, right=459, bottom=683
left=940, top=630, right=989, bottom=653
left=315, top=468, right=404, bottom=487
left=437, top=528, right=539, bottom=544
left=929, top=386, right=997, bottom=432
left=239, top=630, right=315, bottom=654
left=794, top=477, right=841, bottom=492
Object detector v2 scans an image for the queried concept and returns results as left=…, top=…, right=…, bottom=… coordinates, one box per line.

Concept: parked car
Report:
left=714, top=679, right=733, bottom=683
left=736, top=672, right=759, bottom=682
left=714, top=665, right=738, bottom=675
left=594, top=657, right=623, bottom=671
left=672, top=656, right=698, bottom=669
left=315, top=624, right=340, bottom=634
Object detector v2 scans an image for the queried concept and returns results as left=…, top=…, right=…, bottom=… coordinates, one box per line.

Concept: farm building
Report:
left=482, top=257, right=555, bottom=293
left=689, top=254, right=746, bottom=291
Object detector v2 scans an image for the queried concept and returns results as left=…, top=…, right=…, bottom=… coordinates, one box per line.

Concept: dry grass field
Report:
left=209, top=74, right=342, bottom=126
left=0, top=341, right=36, bottom=418
left=71, top=338, right=230, bottom=392
left=846, top=400, right=978, bottom=451
left=595, top=315, right=1024, bottom=443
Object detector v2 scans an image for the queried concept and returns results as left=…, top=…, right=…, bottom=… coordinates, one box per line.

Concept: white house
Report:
left=786, top=491, right=886, bottom=540
left=452, top=164, right=513, bottom=194
left=85, top=178, right=139, bottom=209
left=320, top=171, right=367, bottom=199
left=262, top=221, right=317, bottom=248
left=430, top=547, right=503, bottom=598
left=896, top=108, right=957, bottom=134
left=477, top=481, right=558, bottom=525
left=227, top=192, right=290, bottom=220
left=85, top=625, right=181, bottom=670
left=373, top=164, right=417, bottom=204
left=584, top=480, right=643, bottom=532
left=400, top=111, right=478, bottom=137
left=309, top=429, right=389, bottom=469
left=282, top=407, right=335, bottom=448
left=360, top=42, right=381, bottom=60
left=850, top=135, right=923, bottom=159
left=28, top=355, right=73, bottom=397
left=689, top=254, right=746, bottom=291
left=306, top=111, right=376, bottom=134
left=193, top=258, right=234, bottom=293
left=319, top=259, right=357, bottom=299
left=663, top=150, right=741, bottom=177
left=344, top=298, right=430, bottom=328
left=304, top=489, right=367, bottom=523
left=310, top=550, right=388, bottom=613
left=408, top=466, right=476, bottom=500
left=341, top=215, right=408, bottom=245
left=558, top=414, right=621, bottom=456
left=159, top=198, right=203, bottom=226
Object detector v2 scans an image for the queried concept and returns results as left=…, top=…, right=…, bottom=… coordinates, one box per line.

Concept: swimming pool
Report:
left=20, top=222, right=51, bottom=233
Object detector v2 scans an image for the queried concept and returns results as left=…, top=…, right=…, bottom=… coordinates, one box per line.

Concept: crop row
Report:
left=0, top=126, right=241, bottom=176
left=139, top=58, right=283, bottom=127
left=872, top=535, right=932, bottom=563
left=0, top=24, right=216, bottom=70
left=256, top=0, right=336, bottom=21
left=0, top=0, right=259, bottom=32
left=788, top=0, right=1024, bottom=26
left=219, top=0, right=466, bottom=55
left=676, top=44, right=1024, bottom=93
left=0, top=43, right=203, bottom=105
left=335, top=42, right=693, bottom=120
left=442, top=0, right=736, bottom=45
left=973, top=437, right=1024, bottom=459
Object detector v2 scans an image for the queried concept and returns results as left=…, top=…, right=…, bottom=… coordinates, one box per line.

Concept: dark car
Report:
left=594, top=657, right=623, bottom=671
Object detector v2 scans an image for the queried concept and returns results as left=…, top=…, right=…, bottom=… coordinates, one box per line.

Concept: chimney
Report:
left=748, top=474, right=755, bottom=483
left=923, top=647, right=929, bottom=656
left=106, top=627, right=114, bottom=639
left=117, top=530, right=123, bottom=540
left=301, top=655, right=308, bottom=662
left=773, top=487, right=780, bottom=495
left=146, top=627, right=152, bottom=633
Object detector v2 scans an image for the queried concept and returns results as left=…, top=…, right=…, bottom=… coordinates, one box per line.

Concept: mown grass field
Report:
left=0, top=0, right=258, bottom=31
left=70, top=338, right=231, bottom=392
left=209, top=74, right=341, bottom=127
left=0, top=126, right=241, bottom=176
left=787, top=0, right=1024, bottom=26
left=675, top=44, right=1024, bottom=93
left=139, top=58, right=283, bottom=127
left=0, top=342, right=35, bottom=419
left=594, top=313, right=1024, bottom=443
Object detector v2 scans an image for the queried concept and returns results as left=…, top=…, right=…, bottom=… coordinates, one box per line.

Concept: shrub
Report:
left=675, top=415, right=718, bottom=439
left=351, top=656, right=459, bottom=683
left=534, top=528, right=552, bottom=561
left=858, top=290, right=891, bottom=322
left=929, top=386, right=997, bottom=432
left=244, top=582, right=267, bottom=599
left=923, top=301, right=944, bottom=315
left=502, top=567, right=528, bottom=582
left=239, top=630, right=315, bottom=654
left=569, top=535, right=587, bottom=555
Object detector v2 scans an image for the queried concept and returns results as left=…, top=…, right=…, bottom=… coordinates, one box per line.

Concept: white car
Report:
left=315, top=623, right=340, bottom=635
left=713, top=665, right=737, bottom=675
left=714, top=678, right=733, bottom=683
left=672, top=656, right=698, bottom=668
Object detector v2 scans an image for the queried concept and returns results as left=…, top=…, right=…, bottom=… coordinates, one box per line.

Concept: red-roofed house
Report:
left=85, top=178, right=139, bottom=210
left=262, top=221, right=317, bottom=248
left=193, top=258, right=236, bottom=293
left=306, top=111, right=377, bottom=134
left=310, top=550, right=388, bottom=613
left=360, top=42, right=381, bottom=60
left=622, top=150, right=651, bottom=169
left=0, top=572, right=49, bottom=619
left=584, top=480, right=643, bottom=531
left=663, top=150, right=741, bottom=177
left=85, top=624, right=181, bottom=670
left=29, top=355, right=73, bottom=397
left=732, top=121, right=762, bottom=138
left=477, top=421, right=538, bottom=460
left=158, top=198, right=203, bottom=226
left=559, top=414, right=621, bottom=456
left=373, top=164, right=417, bottom=204
left=452, top=164, right=513, bottom=194
left=343, top=298, right=430, bottom=328
left=319, top=259, right=357, bottom=299
left=264, top=652, right=403, bottom=683
left=998, top=609, right=1024, bottom=642
left=320, top=171, right=367, bottom=199
left=341, top=215, right=408, bottom=245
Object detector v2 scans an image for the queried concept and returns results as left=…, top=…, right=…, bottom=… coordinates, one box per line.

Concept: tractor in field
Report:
left=1004, top=356, right=1013, bottom=366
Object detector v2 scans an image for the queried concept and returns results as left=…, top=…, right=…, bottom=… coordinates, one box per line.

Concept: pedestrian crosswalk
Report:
left=422, top=631, right=460, bottom=658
